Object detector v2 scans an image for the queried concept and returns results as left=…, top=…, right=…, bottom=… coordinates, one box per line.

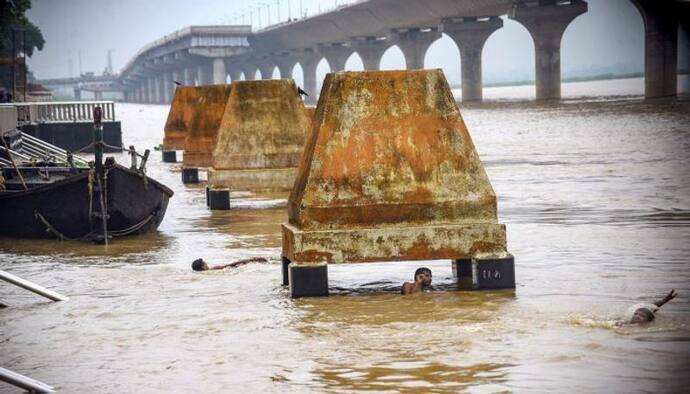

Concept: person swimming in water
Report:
left=192, top=257, right=268, bottom=271
left=625, top=289, right=678, bottom=324
left=401, top=267, right=432, bottom=295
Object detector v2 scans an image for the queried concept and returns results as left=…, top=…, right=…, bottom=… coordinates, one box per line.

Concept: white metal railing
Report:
left=10, top=101, right=116, bottom=124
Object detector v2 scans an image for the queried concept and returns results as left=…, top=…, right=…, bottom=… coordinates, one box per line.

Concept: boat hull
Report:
left=0, top=165, right=173, bottom=240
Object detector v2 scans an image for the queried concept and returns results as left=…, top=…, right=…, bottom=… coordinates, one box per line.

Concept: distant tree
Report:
left=0, top=0, right=45, bottom=89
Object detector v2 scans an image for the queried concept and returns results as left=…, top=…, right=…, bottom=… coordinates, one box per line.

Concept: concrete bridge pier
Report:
left=299, top=50, right=320, bottom=103
left=172, top=69, right=182, bottom=91
left=510, top=0, right=587, bottom=100
left=276, top=56, right=297, bottom=80
left=196, top=63, right=213, bottom=85
left=163, top=71, right=173, bottom=103
left=352, top=37, right=389, bottom=71
left=228, top=66, right=242, bottom=83
left=443, top=17, right=503, bottom=102
left=630, top=0, right=679, bottom=99
left=242, top=63, right=258, bottom=80
left=147, top=77, right=156, bottom=104
left=393, top=28, right=441, bottom=70
left=183, top=67, right=193, bottom=86
left=320, top=44, right=353, bottom=72
left=212, top=58, right=227, bottom=84
left=258, top=62, right=276, bottom=80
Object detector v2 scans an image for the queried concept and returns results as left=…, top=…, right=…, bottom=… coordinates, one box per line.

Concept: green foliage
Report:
left=0, top=0, right=45, bottom=58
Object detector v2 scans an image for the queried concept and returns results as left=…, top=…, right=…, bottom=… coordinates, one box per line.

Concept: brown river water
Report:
left=2, top=79, right=690, bottom=393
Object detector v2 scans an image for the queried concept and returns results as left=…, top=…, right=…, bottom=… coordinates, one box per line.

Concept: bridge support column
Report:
left=276, top=56, right=296, bottom=79
left=443, top=17, right=503, bottom=102
left=510, top=0, right=587, bottom=100
left=630, top=0, right=679, bottom=99
left=147, top=77, right=155, bottom=104
left=141, top=81, right=149, bottom=103
left=197, top=63, right=212, bottom=85
left=258, top=63, right=275, bottom=80
left=352, top=38, right=389, bottom=71
left=680, top=20, right=690, bottom=100
left=300, top=50, right=320, bottom=104
left=212, top=58, right=227, bottom=84
left=172, top=69, right=182, bottom=90
left=156, top=75, right=165, bottom=104
left=394, top=28, right=441, bottom=70
left=183, top=67, right=192, bottom=86
left=320, top=44, right=353, bottom=72
left=228, top=67, right=242, bottom=82
left=163, top=71, right=173, bottom=103
left=242, top=64, right=258, bottom=80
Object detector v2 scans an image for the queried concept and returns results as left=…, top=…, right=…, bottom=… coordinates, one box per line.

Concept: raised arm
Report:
left=654, top=290, right=678, bottom=308
left=219, top=257, right=269, bottom=269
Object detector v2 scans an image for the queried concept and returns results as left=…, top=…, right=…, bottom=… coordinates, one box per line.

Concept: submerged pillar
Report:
left=394, top=28, right=441, bottom=70
left=212, top=58, right=227, bottom=84
left=281, top=70, right=514, bottom=298
left=167, top=85, right=232, bottom=167
left=443, top=17, right=503, bottom=102
left=510, top=0, right=588, bottom=100
left=163, top=71, right=173, bottom=103
left=207, top=79, right=310, bottom=191
left=630, top=0, right=679, bottom=99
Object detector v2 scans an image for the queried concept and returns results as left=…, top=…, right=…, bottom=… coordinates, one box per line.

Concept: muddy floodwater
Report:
left=1, top=79, right=690, bottom=393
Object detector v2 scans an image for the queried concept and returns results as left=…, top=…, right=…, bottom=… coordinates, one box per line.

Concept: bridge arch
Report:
left=424, top=33, right=461, bottom=89
left=562, top=0, right=644, bottom=96
left=292, top=62, right=305, bottom=87
left=379, top=44, right=406, bottom=70
left=316, top=57, right=331, bottom=92
left=483, top=17, right=535, bottom=100
left=344, top=52, right=364, bottom=71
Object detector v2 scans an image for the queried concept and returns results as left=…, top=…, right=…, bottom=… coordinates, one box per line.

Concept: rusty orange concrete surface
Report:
left=207, top=79, right=309, bottom=190
left=304, top=106, right=316, bottom=124
left=168, top=85, right=232, bottom=167
left=282, top=70, right=509, bottom=265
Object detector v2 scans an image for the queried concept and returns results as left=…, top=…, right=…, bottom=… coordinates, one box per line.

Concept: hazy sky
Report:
left=27, top=0, right=645, bottom=84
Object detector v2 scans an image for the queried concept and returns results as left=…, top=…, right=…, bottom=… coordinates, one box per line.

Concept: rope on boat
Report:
left=34, top=210, right=159, bottom=241
left=34, top=212, right=91, bottom=241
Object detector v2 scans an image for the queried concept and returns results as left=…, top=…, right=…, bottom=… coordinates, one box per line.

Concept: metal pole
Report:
left=0, top=367, right=56, bottom=393
left=0, top=270, right=68, bottom=302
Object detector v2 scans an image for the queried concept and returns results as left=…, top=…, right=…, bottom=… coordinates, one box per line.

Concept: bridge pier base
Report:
left=631, top=0, right=679, bottom=99
left=394, top=28, right=441, bottom=70
left=443, top=17, right=503, bottom=102
left=510, top=0, right=587, bottom=100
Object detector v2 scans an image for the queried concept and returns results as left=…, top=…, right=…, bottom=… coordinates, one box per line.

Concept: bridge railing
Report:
left=8, top=101, right=116, bottom=124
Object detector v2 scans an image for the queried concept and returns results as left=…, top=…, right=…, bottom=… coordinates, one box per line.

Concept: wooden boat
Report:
left=0, top=162, right=173, bottom=240
left=0, top=108, right=173, bottom=242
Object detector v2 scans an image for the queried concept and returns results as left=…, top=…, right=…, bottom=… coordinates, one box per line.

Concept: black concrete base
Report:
left=208, top=188, right=230, bottom=210
left=281, top=257, right=290, bottom=286
left=19, top=121, right=122, bottom=153
left=288, top=263, right=328, bottom=298
left=162, top=150, right=177, bottom=163
left=451, top=258, right=473, bottom=289
left=181, top=167, right=199, bottom=184
left=454, top=254, right=515, bottom=290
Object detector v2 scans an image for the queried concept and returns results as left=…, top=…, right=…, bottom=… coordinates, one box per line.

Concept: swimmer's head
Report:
left=192, top=258, right=209, bottom=271
left=631, top=307, right=655, bottom=324
left=414, top=267, right=432, bottom=286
